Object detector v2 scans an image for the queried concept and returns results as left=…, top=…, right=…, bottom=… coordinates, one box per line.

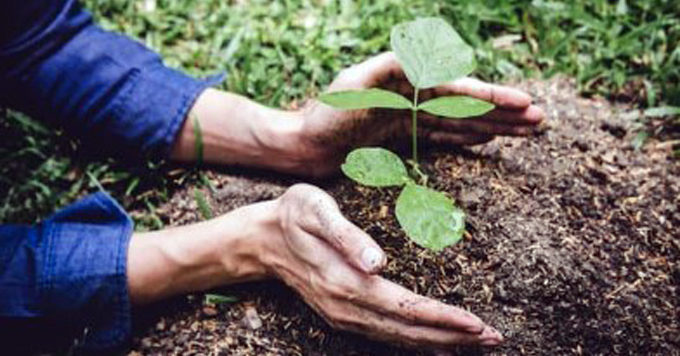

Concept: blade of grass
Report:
left=193, top=115, right=204, bottom=166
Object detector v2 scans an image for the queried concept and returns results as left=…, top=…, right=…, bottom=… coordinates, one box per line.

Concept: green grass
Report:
left=0, top=109, right=176, bottom=228
left=1, top=0, right=678, bottom=227
left=83, top=0, right=679, bottom=105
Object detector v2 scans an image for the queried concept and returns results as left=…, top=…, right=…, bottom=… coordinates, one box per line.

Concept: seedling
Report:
left=319, top=18, right=495, bottom=251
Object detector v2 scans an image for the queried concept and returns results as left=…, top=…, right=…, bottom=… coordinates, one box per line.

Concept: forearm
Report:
left=126, top=200, right=277, bottom=305
left=170, top=88, right=305, bottom=173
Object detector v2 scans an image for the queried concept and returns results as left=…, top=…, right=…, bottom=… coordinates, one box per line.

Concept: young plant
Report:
left=318, top=18, right=495, bottom=251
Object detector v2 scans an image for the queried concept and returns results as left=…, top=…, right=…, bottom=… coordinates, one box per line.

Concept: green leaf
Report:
left=199, top=172, right=217, bottom=195
left=341, top=148, right=410, bottom=187
left=391, top=18, right=475, bottom=89
left=205, top=294, right=238, bottom=304
left=125, top=177, right=140, bottom=196
left=319, top=89, right=412, bottom=110
left=418, top=96, right=495, bottom=119
left=395, top=184, right=465, bottom=251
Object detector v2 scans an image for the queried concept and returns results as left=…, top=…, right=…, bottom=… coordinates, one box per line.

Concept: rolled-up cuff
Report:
left=1, top=7, right=225, bottom=162
left=120, top=65, right=225, bottom=159
left=41, top=192, right=133, bottom=353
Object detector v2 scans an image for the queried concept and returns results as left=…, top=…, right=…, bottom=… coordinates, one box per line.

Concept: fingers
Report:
left=335, top=53, right=541, bottom=119
left=361, top=278, right=488, bottom=333
left=420, top=116, right=534, bottom=139
left=432, top=77, right=533, bottom=109
left=418, top=105, right=544, bottom=138
left=360, top=315, right=503, bottom=349
left=482, top=105, right=545, bottom=124
left=287, top=184, right=387, bottom=274
left=310, top=199, right=386, bottom=274
left=335, top=298, right=503, bottom=349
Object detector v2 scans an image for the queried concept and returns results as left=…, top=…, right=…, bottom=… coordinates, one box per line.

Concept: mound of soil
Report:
left=129, top=78, right=679, bottom=356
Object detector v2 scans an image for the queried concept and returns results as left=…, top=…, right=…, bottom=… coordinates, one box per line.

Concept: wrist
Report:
left=127, top=201, right=277, bottom=305
left=171, top=88, right=305, bottom=173
left=248, top=103, right=307, bottom=173
left=213, top=200, right=280, bottom=280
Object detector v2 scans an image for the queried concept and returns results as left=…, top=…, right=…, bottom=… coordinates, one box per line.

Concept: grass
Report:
left=1, top=0, right=678, bottom=227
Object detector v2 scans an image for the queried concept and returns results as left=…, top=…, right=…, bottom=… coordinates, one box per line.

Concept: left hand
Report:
left=292, top=52, right=545, bottom=177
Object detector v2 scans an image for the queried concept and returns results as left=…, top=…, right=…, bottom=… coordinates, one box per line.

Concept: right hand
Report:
left=258, top=184, right=503, bottom=349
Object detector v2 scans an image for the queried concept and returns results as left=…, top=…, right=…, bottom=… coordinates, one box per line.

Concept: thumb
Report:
left=300, top=191, right=387, bottom=274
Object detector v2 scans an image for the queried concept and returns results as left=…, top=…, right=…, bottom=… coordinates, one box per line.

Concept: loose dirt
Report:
left=130, top=78, right=679, bottom=356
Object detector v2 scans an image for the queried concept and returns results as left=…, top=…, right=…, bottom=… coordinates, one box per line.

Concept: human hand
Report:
left=127, top=183, right=502, bottom=348
left=258, top=184, right=503, bottom=348
left=293, top=52, right=545, bottom=177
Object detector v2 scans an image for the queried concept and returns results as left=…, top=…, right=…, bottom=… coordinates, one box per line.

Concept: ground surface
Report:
left=128, top=78, right=679, bottom=356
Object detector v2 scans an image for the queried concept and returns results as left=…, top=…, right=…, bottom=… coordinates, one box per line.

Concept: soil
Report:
left=128, top=78, right=679, bottom=356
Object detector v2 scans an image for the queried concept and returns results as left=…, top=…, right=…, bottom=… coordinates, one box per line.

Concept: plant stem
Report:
left=411, top=88, right=419, bottom=163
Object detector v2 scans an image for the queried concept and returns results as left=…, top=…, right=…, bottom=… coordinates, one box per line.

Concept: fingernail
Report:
left=466, top=324, right=485, bottom=334
left=361, top=247, right=384, bottom=272
left=480, top=326, right=504, bottom=343
left=491, top=327, right=504, bottom=341
left=462, top=311, right=485, bottom=332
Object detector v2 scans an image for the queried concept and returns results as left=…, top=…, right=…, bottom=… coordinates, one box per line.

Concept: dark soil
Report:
left=129, top=78, right=679, bottom=356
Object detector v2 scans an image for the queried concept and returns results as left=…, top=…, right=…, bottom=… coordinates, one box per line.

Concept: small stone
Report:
left=202, top=306, right=218, bottom=317
left=243, top=306, right=263, bottom=330
left=378, top=205, right=389, bottom=219
left=459, top=188, right=484, bottom=207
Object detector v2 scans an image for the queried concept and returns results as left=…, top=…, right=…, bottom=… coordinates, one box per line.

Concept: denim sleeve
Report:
left=0, top=193, right=133, bottom=354
left=0, top=0, right=221, bottom=159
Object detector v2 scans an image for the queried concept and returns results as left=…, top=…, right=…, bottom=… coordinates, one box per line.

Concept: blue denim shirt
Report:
left=1, top=0, right=216, bottom=353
